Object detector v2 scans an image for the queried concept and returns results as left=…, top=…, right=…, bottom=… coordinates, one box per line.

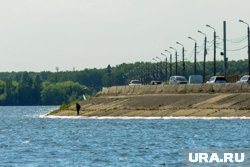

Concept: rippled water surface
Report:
left=0, top=106, right=250, bottom=166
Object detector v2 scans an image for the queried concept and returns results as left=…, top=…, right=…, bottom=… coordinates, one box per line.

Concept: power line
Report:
left=216, top=45, right=248, bottom=52
left=217, top=35, right=248, bottom=44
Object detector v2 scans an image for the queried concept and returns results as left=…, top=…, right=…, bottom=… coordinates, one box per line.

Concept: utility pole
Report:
left=170, top=54, right=172, bottom=76
left=239, top=19, right=250, bottom=75
left=165, top=57, right=168, bottom=80
left=198, top=30, right=207, bottom=82
left=188, top=37, right=197, bottom=74
left=206, top=25, right=217, bottom=76
left=182, top=46, right=185, bottom=75
left=223, top=21, right=227, bottom=78
left=170, top=47, right=178, bottom=75
left=156, top=56, right=163, bottom=80
left=152, top=58, right=159, bottom=80
left=161, top=53, right=168, bottom=81
left=214, top=30, right=217, bottom=76
left=165, top=50, right=172, bottom=77
left=248, top=25, right=250, bottom=75
left=176, top=42, right=185, bottom=76
left=204, top=36, right=207, bottom=81
left=194, top=42, right=197, bottom=75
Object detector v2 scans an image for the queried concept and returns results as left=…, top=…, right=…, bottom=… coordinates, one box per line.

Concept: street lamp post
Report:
left=152, top=58, right=159, bottom=80
left=206, top=24, right=217, bottom=76
left=140, top=62, right=145, bottom=84
left=156, top=56, right=163, bottom=80
left=176, top=42, right=185, bottom=76
left=198, top=30, right=207, bottom=82
left=239, top=19, right=250, bottom=75
left=165, top=50, right=172, bottom=77
left=188, top=36, right=197, bottom=75
left=170, top=47, right=178, bottom=75
left=161, top=53, right=168, bottom=81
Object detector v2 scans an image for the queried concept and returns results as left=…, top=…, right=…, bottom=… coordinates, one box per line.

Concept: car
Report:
left=129, top=80, right=142, bottom=86
left=236, top=75, right=250, bottom=84
left=188, top=75, right=203, bottom=84
left=150, top=80, right=162, bottom=85
left=206, top=76, right=227, bottom=84
left=169, top=76, right=188, bottom=84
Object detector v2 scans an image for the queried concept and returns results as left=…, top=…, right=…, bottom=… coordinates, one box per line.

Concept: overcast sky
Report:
left=0, top=0, right=249, bottom=72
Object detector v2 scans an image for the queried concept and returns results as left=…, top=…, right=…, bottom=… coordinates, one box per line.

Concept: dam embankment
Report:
left=49, top=84, right=250, bottom=117
left=101, top=83, right=250, bottom=96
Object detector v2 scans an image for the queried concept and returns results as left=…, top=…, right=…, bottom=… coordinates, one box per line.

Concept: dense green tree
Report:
left=41, top=81, right=88, bottom=105
left=0, top=81, right=6, bottom=105
left=18, top=72, right=34, bottom=105
left=41, top=86, right=67, bottom=105
left=4, top=80, right=19, bottom=105
left=0, top=80, right=5, bottom=95
left=103, top=65, right=113, bottom=87
left=32, top=75, right=42, bottom=105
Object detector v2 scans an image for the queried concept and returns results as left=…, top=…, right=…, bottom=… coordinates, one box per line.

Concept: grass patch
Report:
left=60, top=103, right=71, bottom=110
left=47, top=109, right=60, bottom=115
left=48, top=102, right=72, bottom=115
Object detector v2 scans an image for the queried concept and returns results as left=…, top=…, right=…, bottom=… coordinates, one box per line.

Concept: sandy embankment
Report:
left=48, top=84, right=250, bottom=117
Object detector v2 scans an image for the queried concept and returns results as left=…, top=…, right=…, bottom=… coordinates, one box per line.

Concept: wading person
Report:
left=76, top=103, right=81, bottom=116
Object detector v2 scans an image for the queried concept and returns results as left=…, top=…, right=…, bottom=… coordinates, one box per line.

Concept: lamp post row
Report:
left=150, top=20, right=250, bottom=82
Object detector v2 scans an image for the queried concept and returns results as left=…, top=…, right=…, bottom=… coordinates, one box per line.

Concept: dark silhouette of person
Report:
left=76, top=103, right=81, bottom=115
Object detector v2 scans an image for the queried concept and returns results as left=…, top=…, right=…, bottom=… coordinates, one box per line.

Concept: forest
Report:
left=0, top=59, right=248, bottom=105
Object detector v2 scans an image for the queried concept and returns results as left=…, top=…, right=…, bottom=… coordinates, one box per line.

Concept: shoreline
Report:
left=41, top=115, right=250, bottom=120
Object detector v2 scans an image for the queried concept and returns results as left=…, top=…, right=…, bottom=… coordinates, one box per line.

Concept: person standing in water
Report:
left=76, top=103, right=81, bottom=115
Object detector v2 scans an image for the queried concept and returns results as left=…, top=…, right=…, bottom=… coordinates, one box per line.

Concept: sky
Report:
left=0, top=0, right=249, bottom=72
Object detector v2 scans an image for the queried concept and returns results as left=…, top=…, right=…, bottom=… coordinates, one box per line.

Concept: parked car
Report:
left=188, top=75, right=203, bottom=84
left=129, top=80, right=142, bottom=86
left=150, top=80, right=162, bottom=85
left=236, top=75, right=250, bottom=84
left=206, top=76, right=227, bottom=84
left=169, top=76, right=188, bottom=84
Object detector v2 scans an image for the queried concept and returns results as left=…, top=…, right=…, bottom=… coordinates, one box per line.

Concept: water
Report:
left=0, top=106, right=250, bottom=166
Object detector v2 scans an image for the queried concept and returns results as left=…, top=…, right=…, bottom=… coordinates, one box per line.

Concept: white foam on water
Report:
left=40, top=115, right=250, bottom=120
left=22, top=140, right=30, bottom=144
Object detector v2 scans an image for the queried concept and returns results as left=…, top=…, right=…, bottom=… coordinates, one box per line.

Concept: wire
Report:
left=217, top=35, right=248, bottom=44
left=216, top=45, right=248, bottom=52
left=227, top=45, right=248, bottom=51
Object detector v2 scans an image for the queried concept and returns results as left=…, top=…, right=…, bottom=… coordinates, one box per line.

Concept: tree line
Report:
left=0, top=72, right=88, bottom=105
left=0, top=59, right=248, bottom=105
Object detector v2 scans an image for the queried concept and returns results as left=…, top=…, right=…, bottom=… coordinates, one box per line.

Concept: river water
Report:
left=0, top=106, right=250, bottom=166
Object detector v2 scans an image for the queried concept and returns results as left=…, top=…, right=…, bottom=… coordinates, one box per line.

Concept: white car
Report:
left=206, top=76, right=227, bottom=84
left=169, top=76, right=188, bottom=84
left=236, top=75, right=250, bottom=84
left=129, top=80, right=142, bottom=86
left=150, top=80, right=162, bottom=85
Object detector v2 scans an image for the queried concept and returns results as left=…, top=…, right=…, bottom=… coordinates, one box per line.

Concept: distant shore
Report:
left=48, top=84, right=250, bottom=117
